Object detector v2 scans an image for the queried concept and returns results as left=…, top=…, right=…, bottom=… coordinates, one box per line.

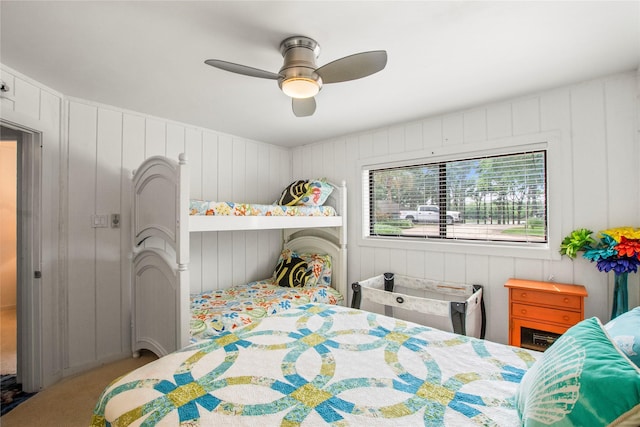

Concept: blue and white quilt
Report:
left=92, top=303, right=538, bottom=426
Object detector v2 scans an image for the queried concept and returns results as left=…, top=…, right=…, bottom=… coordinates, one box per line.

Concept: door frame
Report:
left=1, top=122, right=42, bottom=392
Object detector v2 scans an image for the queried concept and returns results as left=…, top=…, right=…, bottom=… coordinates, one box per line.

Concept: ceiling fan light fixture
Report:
left=204, top=35, right=387, bottom=116
left=281, top=77, right=319, bottom=99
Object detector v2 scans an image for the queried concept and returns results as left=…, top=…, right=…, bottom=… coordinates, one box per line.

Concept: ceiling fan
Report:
left=205, top=36, right=387, bottom=117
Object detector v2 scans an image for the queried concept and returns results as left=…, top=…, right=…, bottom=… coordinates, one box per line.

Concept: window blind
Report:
left=368, top=150, right=547, bottom=243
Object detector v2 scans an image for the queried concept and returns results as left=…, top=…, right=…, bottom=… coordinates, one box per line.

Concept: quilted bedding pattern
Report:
left=189, top=200, right=337, bottom=217
left=190, top=280, right=344, bottom=341
left=93, top=303, right=538, bottom=426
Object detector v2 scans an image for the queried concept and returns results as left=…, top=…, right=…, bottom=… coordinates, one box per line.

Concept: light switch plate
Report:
left=91, top=214, right=109, bottom=228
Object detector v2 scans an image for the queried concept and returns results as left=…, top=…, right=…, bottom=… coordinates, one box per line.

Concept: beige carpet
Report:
left=1, top=351, right=157, bottom=426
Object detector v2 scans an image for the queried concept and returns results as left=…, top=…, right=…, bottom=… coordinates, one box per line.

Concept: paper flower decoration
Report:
left=560, top=227, right=640, bottom=274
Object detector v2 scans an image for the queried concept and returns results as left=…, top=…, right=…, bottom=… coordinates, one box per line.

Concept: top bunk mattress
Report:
left=189, top=200, right=337, bottom=217
left=133, top=155, right=346, bottom=241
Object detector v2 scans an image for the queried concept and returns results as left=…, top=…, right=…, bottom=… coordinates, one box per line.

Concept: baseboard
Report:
left=62, top=351, right=133, bottom=379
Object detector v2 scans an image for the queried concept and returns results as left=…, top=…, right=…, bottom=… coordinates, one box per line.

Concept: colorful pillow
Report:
left=276, top=180, right=309, bottom=206
left=273, top=249, right=332, bottom=288
left=298, top=179, right=334, bottom=206
left=515, top=317, right=640, bottom=427
left=274, top=256, right=310, bottom=288
left=605, top=307, right=640, bottom=368
left=299, top=253, right=332, bottom=287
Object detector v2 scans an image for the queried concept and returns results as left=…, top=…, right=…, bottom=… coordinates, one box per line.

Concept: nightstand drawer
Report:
left=512, top=302, right=582, bottom=325
left=505, top=279, right=587, bottom=349
left=510, top=289, right=582, bottom=310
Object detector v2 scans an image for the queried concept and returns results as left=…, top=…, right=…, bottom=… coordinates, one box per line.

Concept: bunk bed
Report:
left=131, top=153, right=348, bottom=357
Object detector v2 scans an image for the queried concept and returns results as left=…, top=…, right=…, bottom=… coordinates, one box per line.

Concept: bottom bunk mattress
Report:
left=190, top=280, right=343, bottom=341
left=93, top=303, right=539, bottom=426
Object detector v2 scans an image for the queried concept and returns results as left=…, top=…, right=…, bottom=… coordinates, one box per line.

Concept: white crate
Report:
left=351, top=273, right=485, bottom=338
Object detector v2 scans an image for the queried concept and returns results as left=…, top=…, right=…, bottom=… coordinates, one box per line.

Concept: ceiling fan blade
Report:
left=204, top=59, right=280, bottom=80
left=316, top=50, right=387, bottom=84
left=292, top=97, right=316, bottom=117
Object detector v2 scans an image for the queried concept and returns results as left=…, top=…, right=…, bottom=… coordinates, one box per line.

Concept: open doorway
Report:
left=0, top=124, right=41, bottom=395
left=1, top=131, right=20, bottom=412
left=1, top=136, right=18, bottom=378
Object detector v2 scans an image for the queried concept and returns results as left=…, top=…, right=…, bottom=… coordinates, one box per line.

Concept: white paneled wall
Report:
left=293, top=71, right=639, bottom=345
left=1, top=65, right=63, bottom=388
left=2, top=60, right=638, bottom=384
left=64, top=98, right=291, bottom=371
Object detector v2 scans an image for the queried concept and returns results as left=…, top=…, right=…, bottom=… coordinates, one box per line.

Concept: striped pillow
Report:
left=276, top=180, right=309, bottom=206
left=274, top=256, right=310, bottom=288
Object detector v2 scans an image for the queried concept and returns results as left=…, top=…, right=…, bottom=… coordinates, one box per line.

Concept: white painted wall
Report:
left=292, top=70, right=640, bottom=345
left=64, top=98, right=291, bottom=372
left=2, top=63, right=290, bottom=379
left=3, top=60, right=638, bottom=383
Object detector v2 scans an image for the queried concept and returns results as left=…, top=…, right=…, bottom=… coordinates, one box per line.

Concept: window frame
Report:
left=357, top=132, right=563, bottom=260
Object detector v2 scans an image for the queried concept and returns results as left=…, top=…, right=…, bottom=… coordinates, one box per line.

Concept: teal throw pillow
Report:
left=516, top=317, right=640, bottom=426
left=605, top=307, right=640, bottom=368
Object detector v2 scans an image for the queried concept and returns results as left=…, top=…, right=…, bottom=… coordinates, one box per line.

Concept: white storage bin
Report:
left=351, top=273, right=485, bottom=338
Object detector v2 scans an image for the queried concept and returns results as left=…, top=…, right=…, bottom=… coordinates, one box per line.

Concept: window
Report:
left=367, top=150, right=547, bottom=244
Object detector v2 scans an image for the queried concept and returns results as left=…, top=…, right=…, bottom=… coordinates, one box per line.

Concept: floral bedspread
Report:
left=92, top=303, right=538, bottom=426
left=189, top=200, right=337, bottom=217
left=190, top=279, right=343, bottom=341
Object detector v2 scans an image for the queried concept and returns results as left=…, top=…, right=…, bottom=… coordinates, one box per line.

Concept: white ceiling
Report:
left=1, top=1, right=639, bottom=147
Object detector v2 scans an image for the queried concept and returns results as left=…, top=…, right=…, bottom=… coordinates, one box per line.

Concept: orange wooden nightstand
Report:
left=505, top=278, right=588, bottom=351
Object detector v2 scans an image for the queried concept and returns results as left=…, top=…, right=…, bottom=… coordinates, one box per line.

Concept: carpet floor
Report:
left=1, top=374, right=37, bottom=416
left=0, top=351, right=157, bottom=426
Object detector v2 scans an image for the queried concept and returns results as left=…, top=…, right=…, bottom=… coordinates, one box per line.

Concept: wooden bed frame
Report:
left=130, top=153, right=348, bottom=357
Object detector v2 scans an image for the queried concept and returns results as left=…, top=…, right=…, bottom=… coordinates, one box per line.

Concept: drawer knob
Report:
left=521, top=293, right=527, bottom=298
left=564, top=298, right=570, bottom=304
left=521, top=309, right=527, bottom=315
left=563, top=315, right=569, bottom=321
